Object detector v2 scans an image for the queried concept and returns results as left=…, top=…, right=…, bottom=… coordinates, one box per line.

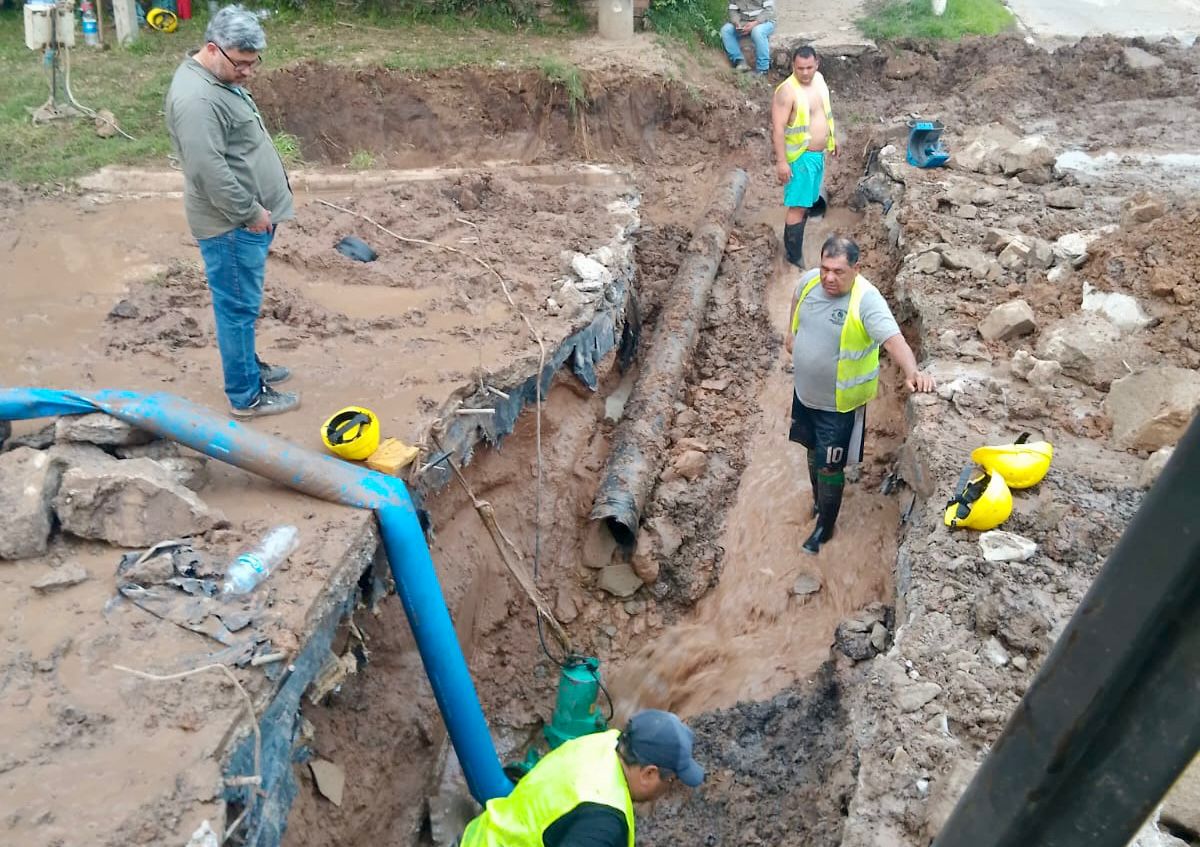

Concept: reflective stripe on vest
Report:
left=791, top=274, right=880, bottom=412
left=775, top=74, right=836, bottom=162
left=460, top=730, right=635, bottom=847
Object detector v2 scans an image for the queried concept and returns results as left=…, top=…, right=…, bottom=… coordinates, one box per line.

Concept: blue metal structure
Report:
left=0, top=389, right=514, bottom=812
left=907, top=119, right=950, bottom=169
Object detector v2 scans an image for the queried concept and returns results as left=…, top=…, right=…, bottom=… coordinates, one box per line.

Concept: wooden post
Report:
left=112, top=0, right=138, bottom=45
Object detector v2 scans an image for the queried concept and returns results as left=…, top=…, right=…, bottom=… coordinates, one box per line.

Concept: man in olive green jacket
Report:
left=165, top=4, right=299, bottom=417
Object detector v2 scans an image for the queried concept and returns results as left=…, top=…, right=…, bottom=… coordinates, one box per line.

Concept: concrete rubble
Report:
left=0, top=447, right=62, bottom=559
left=1104, top=367, right=1200, bottom=451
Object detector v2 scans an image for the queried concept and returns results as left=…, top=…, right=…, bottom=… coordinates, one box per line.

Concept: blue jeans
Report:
left=720, top=20, right=775, bottom=72
left=197, top=226, right=274, bottom=409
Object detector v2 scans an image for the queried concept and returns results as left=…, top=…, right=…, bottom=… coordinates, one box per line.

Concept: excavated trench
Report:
left=246, top=58, right=924, bottom=847
left=247, top=32, right=1200, bottom=844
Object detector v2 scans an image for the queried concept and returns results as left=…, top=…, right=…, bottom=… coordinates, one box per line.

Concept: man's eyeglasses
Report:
left=212, top=43, right=262, bottom=72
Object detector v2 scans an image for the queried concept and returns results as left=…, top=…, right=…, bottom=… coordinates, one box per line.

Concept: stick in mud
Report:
left=590, top=168, right=749, bottom=545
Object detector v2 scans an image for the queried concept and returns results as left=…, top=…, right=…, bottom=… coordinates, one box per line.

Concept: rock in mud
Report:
left=955, top=123, right=1021, bottom=174
left=1163, top=757, right=1200, bottom=837
left=55, top=413, right=154, bottom=448
left=1123, top=46, right=1165, bottom=71
left=153, top=456, right=209, bottom=491
left=1081, top=282, right=1152, bottom=332
left=6, top=422, right=57, bottom=451
left=791, top=571, right=822, bottom=597
left=939, top=247, right=992, bottom=275
left=1104, top=367, right=1200, bottom=451
left=54, top=458, right=225, bottom=547
left=31, top=564, right=90, bottom=593
left=894, top=681, right=942, bottom=713
left=979, top=530, right=1037, bottom=562
left=1044, top=186, right=1084, bottom=209
left=0, top=447, right=63, bottom=560
left=630, top=550, right=660, bottom=585
left=672, top=450, right=708, bottom=481
left=835, top=620, right=876, bottom=661
left=923, top=759, right=980, bottom=840
left=980, top=637, right=1010, bottom=667
left=570, top=254, right=612, bottom=291
left=1138, top=446, right=1175, bottom=489
left=1010, top=350, right=1062, bottom=388
left=1122, top=194, right=1166, bottom=225
left=114, top=440, right=181, bottom=461
left=979, top=300, right=1037, bottom=342
left=1001, top=135, right=1055, bottom=176
left=913, top=250, right=941, bottom=273
left=974, top=587, right=1052, bottom=655
left=1036, top=312, right=1151, bottom=389
left=582, top=522, right=618, bottom=569
left=869, top=622, right=888, bottom=652
left=1053, top=227, right=1115, bottom=268
left=597, top=562, right=643, bottom=598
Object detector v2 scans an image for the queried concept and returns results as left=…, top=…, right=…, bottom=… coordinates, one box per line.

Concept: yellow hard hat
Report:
left=944, top=465, right=1013, bottom=531
left=321, top=406, right=381, bottom=462
left=971, top=432, right=1053, bottom=489
left=146, top=7, right=179, bottom=32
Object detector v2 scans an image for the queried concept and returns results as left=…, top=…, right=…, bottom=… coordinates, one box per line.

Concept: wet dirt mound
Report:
left=640, top=666, right=853, bottom=847
left=254, top=66, right=753, bottom=167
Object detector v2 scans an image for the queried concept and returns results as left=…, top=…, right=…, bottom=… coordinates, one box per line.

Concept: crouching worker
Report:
left=460, top=709, right=705, bottom=847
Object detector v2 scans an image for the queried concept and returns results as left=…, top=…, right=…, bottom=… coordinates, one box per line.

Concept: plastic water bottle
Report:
left=80, top=0, right=99, bottom=47
left=222, top=525, right=300, bottom=595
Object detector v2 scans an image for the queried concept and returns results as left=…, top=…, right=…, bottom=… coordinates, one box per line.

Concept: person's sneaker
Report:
left=754, top=69, right=769, bottom=77
left=231, top=385, right=301, bottom=419
left=733, top=59, right=750, bottom=73
left=257, top=357, right=291, bottom=385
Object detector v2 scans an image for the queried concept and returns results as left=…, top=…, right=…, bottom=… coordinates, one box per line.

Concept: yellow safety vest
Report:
left=776, top=74, right=836, bottom=163
left=791, top=274, right=880, bottom=412
left=460, top=730, right=636, bottom=847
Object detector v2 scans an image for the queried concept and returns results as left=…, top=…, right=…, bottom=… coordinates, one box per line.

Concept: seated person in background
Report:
left=720, top=0, right=776, bottom=76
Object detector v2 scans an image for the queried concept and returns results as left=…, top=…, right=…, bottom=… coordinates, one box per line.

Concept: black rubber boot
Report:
left=784, top=219, right=807, bottom=268
left=807, top=450, right=820, bottom=517
left=802, top=469, right=845, bottom=555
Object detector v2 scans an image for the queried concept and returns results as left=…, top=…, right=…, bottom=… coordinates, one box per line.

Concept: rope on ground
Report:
left=113, top=662, right=262, bottom=844
left=315, top=198, right=554, bottom=652
left=63, top=46, right=138, bottom=142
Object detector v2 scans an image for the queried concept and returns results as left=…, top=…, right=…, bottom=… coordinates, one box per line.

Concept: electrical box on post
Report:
left=24, top=3, right=75, bottom=50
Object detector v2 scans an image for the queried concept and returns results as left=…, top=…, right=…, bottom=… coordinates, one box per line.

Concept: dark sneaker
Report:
left=231, top=385, right=301, bottom=419
left=257, top=357, right=291, bottom=385
left=802, top=524, right=835, bottom=555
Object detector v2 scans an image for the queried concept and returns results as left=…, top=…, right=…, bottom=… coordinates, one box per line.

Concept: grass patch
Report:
left=0, top=8, right=575, bottom=185
left=272, top=132, right=304, bottom=167
left=537, top=55, right=586, bottom=112
left=644, top=0, right=727, bottom=48
left=858, top=0, right=1015, bottom=40
left=348, top=149, right=376, bottom=169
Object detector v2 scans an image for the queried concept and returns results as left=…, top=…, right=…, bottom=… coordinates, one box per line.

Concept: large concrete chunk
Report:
left=56, top=413, right=155, bottom=448
left=979, top=300, right=1037, bottom=342
left=1000, top=135, right=1055, bottom=177
left=1162, top=756, right=1200, bottom=836
left=1104, top=367, right=1200, bottom=452
left=1081, top=282, right=1152, bottom=332
left=54, top=458, right=225, bottom=547
left=1036, top=312, right=1152, bottom=389
left=0, top=447, right=63, bottom=560
left=954, top=123, right=1022, bottom=174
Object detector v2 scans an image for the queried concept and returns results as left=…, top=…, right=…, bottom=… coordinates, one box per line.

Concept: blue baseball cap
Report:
left=624, top=709, right=705, bottom=787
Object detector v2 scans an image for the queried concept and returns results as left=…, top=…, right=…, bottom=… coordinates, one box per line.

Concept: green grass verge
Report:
left=644, top=0, right=727, bottom=48
left=0, top=7, right=580, bottom=185
left=858, top=0, right=1014, bottom=40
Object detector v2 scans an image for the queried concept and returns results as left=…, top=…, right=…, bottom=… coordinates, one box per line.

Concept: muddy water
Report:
left=610, top=209, right=900, bottom=718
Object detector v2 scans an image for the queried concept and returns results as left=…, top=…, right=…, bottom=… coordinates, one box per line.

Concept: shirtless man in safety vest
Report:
left=772, top=46, right=838, bottom=269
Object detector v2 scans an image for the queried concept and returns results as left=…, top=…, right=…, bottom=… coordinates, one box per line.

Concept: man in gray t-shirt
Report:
left=784, top=236, right=935, bottom=554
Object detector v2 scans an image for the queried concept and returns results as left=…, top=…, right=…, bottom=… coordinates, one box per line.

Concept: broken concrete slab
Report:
left=115, top=440, right=182, bottom=461
left=1104, top=366, right=1200, bottom=452
left=913, top=251, right=942, bottom=273
left=1001, top=135, right=1055, bottom=178
left=1036, top=311, right=1152, bottom=389
left=0, top=447, right=63, bottom=560
left=153, top=456, right=209, bottom=492
left=979, top=300, right=1037, bottom=342
left=597, top=561, right=643, bottom=598
left=791, top=571, right=822, bottom=597
left=923, top=759, right=980, bottom=841
left=1044, top=186, right=1085, bottom=209
left=54, top=458, right=225, bottom=547
left=980, top=637, right=1010, bottom=667
left=979, top=530, right=1038, bottom=563
left=939, top=247, right=993, bottom=275
left=1123, top=46, right=1165, bottom=70
left=1121, top=194, right=1166, bottom=226
left=1138, top=446, right=1175, bottom=490
left=1081, top=282, right=1152, bottom=332
left=1053, top=227, right=1116, bottom=269
left=31, top=564, right=90, bottom=593
left=954, top=123, right=1022, bottom=175
left=1162, top=756, right=1200, bottom=836
left=55, top=413, right=155, bottom=448
left=1012, top=350, right=1065, bottom=388
left=309, top=759, right=346, bottom=807
left=894, top=681, right=942, bottom=712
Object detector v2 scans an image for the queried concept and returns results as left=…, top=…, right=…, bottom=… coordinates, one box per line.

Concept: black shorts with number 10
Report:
left=788, top=392, right=866, bottom=471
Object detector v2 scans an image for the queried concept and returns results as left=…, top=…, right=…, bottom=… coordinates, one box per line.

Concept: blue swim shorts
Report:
left=784, top=151, right=826, bottom=209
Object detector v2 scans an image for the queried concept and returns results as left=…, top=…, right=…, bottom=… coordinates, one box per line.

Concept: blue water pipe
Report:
left=0, top=388, right=514, bottom=806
